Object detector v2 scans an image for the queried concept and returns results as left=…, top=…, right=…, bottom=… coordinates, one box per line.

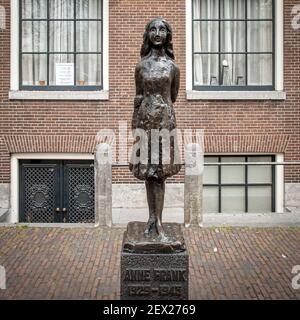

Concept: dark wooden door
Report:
left=19, top=160, right=94, bottom=223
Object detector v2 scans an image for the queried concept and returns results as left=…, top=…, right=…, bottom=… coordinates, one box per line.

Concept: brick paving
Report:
left=0, top=226, right=300, bottom=300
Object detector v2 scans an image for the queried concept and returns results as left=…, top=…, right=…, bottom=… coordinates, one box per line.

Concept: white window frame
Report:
left=9, top=0, right=109, bottom=100
left=203, top=153, right=284, bottom=213
left=186, top=0, right=286, bottom=100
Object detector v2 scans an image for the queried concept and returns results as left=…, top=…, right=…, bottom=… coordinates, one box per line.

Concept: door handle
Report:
left=56, top=207, right=61, bottom=212
left=62, top=208, right=67, bottom=212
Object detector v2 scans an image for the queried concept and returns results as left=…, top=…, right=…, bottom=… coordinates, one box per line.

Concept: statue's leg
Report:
left=156, top=179, right=165, bottom=235
left=145, top=179, right=165, bottom=237
left=145, top=180, right=156, bottom=235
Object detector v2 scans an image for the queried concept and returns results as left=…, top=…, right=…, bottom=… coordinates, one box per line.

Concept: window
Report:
left=204, top=156, right=275, bottom=213
left=192, top=0, right=274, bottom=90
left=20, top=0, right=103, bottom=90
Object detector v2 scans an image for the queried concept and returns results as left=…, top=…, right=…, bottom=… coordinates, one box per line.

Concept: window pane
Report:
left=194, top=54, right=219, bottom=85
left=22, top=21, right=47, bottom=52
left=76, top=54, right=102, bottom=86
left=204, top=157, right=219, bottom=184
left=248, top=156, right=272, bottom=184
left=220, top=0, right=245, bottom=19
left=49, top=0, right=74, bottom=19
left=76, top=0, right=102, bottom=19
left=193, top=21, right=219, bottom=52
left=221, top=186, right=245, bottom=212
left=49, top=54, right=74, bottom=85
left=247, top=0, right=272, bottom=19
left=193, top=0, right=219, bottom=19
left=248, top=186, right=272, bottom=212
left=248, top=54, right=272, bottom=85
left=204, top=187, right=219, bottom=213
left=49, top=21, right=74, bottom=52
left=247, top=21, right=272, bottom=52
left=203, top=157, right=219, bottom=184
left=76, top=21, right=102, bottom=52
left=220, top=54, right=245, bottom=86
left=22, top=54, right=47, bottom=86
left=221, top=21, right=245, bottom=52
left=221, top=157, right=245, bottom=183
left=22, top=0, right=47, bottom=19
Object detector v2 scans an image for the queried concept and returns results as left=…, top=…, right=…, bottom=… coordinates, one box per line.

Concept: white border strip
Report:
left=103, top=0, right=109, bottom=92
left=276, top=154, right=284, bottom=213
left=10, top=0, right=19, bottom=91
left=9, top=90, right=109, bottom=100
left=186, top=90, right=286, bottom=100
left=186, top=0, right=193, bottom=92
left=275, top=0, right=284, bottom=91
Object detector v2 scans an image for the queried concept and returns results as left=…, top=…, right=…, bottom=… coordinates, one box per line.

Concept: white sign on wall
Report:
left=55, top=63, right=74, bottom=86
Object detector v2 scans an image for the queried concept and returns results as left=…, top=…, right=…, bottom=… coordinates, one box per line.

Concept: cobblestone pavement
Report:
left=0, top=226, right=300, bottom=300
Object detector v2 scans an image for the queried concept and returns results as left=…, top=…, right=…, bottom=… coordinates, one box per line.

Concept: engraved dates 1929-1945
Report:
left=123, top=268, right=187, bottom=297
left=128, top=284, right=182, bottom=297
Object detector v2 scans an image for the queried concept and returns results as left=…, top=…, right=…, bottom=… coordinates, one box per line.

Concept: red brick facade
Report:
left=0, top=0, right=299, bottom=184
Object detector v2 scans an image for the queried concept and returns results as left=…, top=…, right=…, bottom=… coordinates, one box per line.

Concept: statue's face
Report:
left=148, top=20, right=168, bottom=47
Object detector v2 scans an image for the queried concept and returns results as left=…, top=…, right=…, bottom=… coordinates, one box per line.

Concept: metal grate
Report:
left=67, top=165, right=95, bottom=223
left=23, top=166, right=56, bottom=223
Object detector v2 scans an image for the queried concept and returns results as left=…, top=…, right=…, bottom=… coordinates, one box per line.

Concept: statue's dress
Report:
left=129, top=56, right=182, bottom=181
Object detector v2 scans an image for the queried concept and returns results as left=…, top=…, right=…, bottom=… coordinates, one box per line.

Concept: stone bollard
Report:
left=184, top=143, right=204, bottom=227
left=94, top=143, right=112, bottom=227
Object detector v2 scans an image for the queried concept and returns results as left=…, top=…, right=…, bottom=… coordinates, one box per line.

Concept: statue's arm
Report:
left=171, top=64, right=180, bottom=103
left=134, top=64, right=143, bottom=109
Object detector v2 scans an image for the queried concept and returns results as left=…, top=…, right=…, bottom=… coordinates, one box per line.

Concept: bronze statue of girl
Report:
left=130, top=18, right=181, bottom=239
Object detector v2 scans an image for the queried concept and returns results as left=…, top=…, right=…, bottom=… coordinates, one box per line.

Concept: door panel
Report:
left=19, top=160, right=94, bottom=223
left=20, top=161, right=60, bottom=223
left=64, top=161, right=95, bottom=223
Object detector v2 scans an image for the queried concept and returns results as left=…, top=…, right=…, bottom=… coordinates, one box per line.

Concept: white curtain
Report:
left=49, top=0, right=74, bottom=85
left=220, top=0, right=245, bottom=85
left=22, top=0, right=47, bottom=85
left=247, top=0, right=272, bottom=85
left=193, top=0, right=272, bottom=86
left=76, top=0, right=102, bottom=86
left=22, top=0, right=102, bottom=86
left=193, top=0, right=219, bottom=85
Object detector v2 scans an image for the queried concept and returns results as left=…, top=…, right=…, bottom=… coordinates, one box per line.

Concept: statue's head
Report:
left=141, top=18, right=174, bottom=60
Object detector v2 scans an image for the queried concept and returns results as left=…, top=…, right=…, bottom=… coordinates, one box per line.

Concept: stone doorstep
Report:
left=113, top=209, right=300, bottom=228
left=0, top=222, right=96, bottom=228
left=203, top=212, right=300, bottom=227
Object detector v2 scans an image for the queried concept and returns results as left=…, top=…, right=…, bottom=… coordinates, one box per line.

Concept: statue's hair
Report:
left=140, top=18, right=175, bottom=60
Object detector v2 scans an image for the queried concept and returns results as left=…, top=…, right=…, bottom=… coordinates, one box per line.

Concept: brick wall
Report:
left=0, top=0, right=299, bottom=184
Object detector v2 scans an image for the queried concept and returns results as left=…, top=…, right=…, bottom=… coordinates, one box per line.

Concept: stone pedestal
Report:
left=120, top=222, right=189, bottom=300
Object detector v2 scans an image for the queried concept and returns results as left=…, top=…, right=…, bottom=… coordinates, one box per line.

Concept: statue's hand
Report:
left=134, top=95, right=143, bottom=109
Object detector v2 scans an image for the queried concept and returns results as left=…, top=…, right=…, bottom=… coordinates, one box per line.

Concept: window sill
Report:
left=186, top=90, right=286, bottom=101
left=9, top=90, right=109, bottom=101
